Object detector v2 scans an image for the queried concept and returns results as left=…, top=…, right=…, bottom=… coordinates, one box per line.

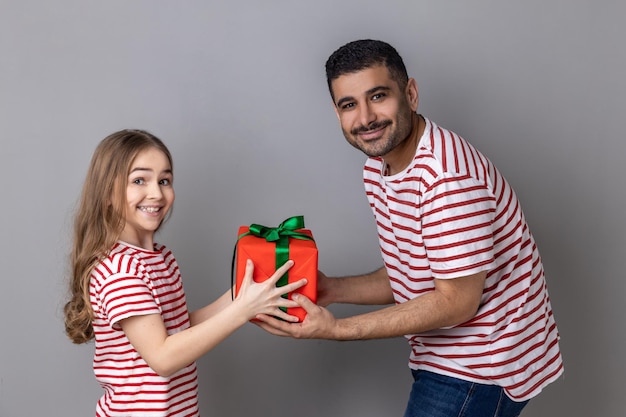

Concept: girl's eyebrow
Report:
left=129, top=167, right=173, bottom=174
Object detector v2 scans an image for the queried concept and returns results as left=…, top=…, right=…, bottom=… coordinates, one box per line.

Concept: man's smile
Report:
left=353, top=120, right=392, bottom=141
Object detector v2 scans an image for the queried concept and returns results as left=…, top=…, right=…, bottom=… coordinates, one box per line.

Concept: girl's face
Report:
left=118, top=147, right=174, bottom=250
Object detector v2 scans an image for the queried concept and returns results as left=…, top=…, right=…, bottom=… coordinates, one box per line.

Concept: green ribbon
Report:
left=231, top=216, right=315, bottom=311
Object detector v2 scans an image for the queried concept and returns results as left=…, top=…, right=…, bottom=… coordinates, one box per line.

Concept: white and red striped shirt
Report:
left=363, top=116, right=563, bottom=401
left=90, top=241, right=199, bottom=416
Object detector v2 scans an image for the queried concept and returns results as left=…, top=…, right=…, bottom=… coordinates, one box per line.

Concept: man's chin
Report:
left=361, top=142, right=393, bottom=158
left=345, top=138, right=386, bottom=157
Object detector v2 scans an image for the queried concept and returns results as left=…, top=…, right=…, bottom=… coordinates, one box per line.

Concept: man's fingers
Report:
left=292, top=293, right=316, bottom=310
left=254, top=314, right=294, bottom=336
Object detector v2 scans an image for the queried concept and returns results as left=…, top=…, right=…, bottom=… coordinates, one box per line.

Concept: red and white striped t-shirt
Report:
left=90, top=241, right=199, bottom=416
left=363, top=117, right=563, bottom=401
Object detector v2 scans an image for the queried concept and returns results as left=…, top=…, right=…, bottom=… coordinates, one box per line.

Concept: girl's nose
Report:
left=147, top=182, right=164, bottom=199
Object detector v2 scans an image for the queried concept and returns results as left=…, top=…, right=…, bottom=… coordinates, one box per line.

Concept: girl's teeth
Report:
left=140, top=207, right=159, bottom=213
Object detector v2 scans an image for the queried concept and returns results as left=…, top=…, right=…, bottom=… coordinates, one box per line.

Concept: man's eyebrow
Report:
left=366, top=85, right=391, bottom=95
left=335, top=85, right=392, bottom=108
left=336, top=95, right=355, bottom=108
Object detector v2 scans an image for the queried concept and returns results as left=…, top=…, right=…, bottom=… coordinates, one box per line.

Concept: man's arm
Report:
left=318, top=266, right=394, bottom=306
left=256, top=270, right=486, bottom=340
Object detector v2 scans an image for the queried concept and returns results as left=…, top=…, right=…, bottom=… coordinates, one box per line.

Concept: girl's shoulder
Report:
left=93, top=242, right=176, bottom=279
left=94, top=242, right=158, bottom=274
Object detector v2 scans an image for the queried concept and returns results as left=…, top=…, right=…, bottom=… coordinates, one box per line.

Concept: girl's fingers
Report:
left=269, top=310, right=301, bottom=323
left=234, top=259, right=254, bottom=300
left=241, top=259, right=254, bottom=287
left=266, top=260, right=294, bottom=284
left=278, top=278, right=308, bottom=294
left=274, top=298, right=300, bottom=309
left=242, top=259, right=255, bottom=281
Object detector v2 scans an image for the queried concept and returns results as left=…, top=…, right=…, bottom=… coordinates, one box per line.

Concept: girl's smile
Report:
left=139, top=205, right=164, bottom=214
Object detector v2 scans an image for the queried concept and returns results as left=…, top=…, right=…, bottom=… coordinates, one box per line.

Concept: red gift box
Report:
left=233, top=216, right=317, bottom=322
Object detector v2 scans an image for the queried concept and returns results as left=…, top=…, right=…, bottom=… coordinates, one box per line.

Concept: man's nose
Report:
left=358, top=102, right=376, bottom=127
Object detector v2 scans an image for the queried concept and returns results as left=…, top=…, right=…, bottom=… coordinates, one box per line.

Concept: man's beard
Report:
left=344, top=110, right=413, bottom=157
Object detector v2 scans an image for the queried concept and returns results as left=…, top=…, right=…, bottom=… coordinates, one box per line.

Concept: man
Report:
left=257, top=39, right=563, bottom=417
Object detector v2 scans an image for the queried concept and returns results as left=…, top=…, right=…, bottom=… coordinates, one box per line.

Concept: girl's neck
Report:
left=118, top=230, right=154, bottom=251
left=118, top=239, right=157, bottom=252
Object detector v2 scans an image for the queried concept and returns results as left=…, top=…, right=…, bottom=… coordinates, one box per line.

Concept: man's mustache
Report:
left=351, top=120, right=392, bottom=135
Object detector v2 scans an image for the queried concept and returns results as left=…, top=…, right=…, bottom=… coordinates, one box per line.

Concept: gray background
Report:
left=1, top=1, right=623, bottom=416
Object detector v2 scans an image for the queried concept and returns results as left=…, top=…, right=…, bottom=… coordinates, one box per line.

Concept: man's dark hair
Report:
left=325, top=39, right=409, bottom=101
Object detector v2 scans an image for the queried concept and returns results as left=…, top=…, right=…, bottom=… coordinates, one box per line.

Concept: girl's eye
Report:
left=159, top=178, right=172, bottom=186
left=132, top=178, right=145, bottom=185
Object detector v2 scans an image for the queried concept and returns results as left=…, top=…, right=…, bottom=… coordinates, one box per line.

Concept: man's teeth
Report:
left=140, top=207, right=160, bottom=213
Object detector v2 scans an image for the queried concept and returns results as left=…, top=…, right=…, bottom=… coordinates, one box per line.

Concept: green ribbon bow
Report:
left=231, top=216, right=315, bottom=310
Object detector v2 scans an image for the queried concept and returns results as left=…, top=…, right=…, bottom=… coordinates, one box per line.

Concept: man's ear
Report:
left=406, top=78, right=419, bottom=112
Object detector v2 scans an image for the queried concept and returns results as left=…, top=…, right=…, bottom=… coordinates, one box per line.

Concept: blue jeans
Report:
left=403, top=370, right=529, bottom=417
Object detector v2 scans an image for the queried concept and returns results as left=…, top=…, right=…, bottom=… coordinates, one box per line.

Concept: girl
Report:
left=64, top=129, right=306, bottom=416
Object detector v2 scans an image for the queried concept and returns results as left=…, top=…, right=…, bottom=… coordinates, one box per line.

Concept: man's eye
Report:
left=342, top=102, right=355, bottom=110
left=372, top=93, right=384, bottom=101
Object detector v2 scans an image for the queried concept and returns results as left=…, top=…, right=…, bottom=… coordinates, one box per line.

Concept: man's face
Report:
left=331, top=64, right=417, bottom=158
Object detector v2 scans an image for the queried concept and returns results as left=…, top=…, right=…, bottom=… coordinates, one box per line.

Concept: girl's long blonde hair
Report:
left=64, top=129, right=173, bottom=344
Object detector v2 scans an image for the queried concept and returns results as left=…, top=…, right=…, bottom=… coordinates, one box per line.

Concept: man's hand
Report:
left=315, top=270, right=333, bottom=307
left=254, top=293, right=337, bottom=339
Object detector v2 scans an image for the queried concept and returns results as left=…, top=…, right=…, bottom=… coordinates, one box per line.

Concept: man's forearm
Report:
left=329, top=266, right=394, bottom=305
left=330, top=272, right=486, bottom=340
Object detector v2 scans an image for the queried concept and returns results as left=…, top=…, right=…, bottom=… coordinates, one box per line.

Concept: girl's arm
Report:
left=119, top=260, right=306, bottom=377
left=188, top=290, right=232, bottom=326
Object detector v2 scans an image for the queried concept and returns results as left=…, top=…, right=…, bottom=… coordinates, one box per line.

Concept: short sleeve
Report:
left=421, top=173, right=497, bottom=279
left=93, top=254, right=161, bottom=328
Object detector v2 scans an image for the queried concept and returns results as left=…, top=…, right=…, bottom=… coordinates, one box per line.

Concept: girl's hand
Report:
left=235, top=259, right=307, bottom=322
